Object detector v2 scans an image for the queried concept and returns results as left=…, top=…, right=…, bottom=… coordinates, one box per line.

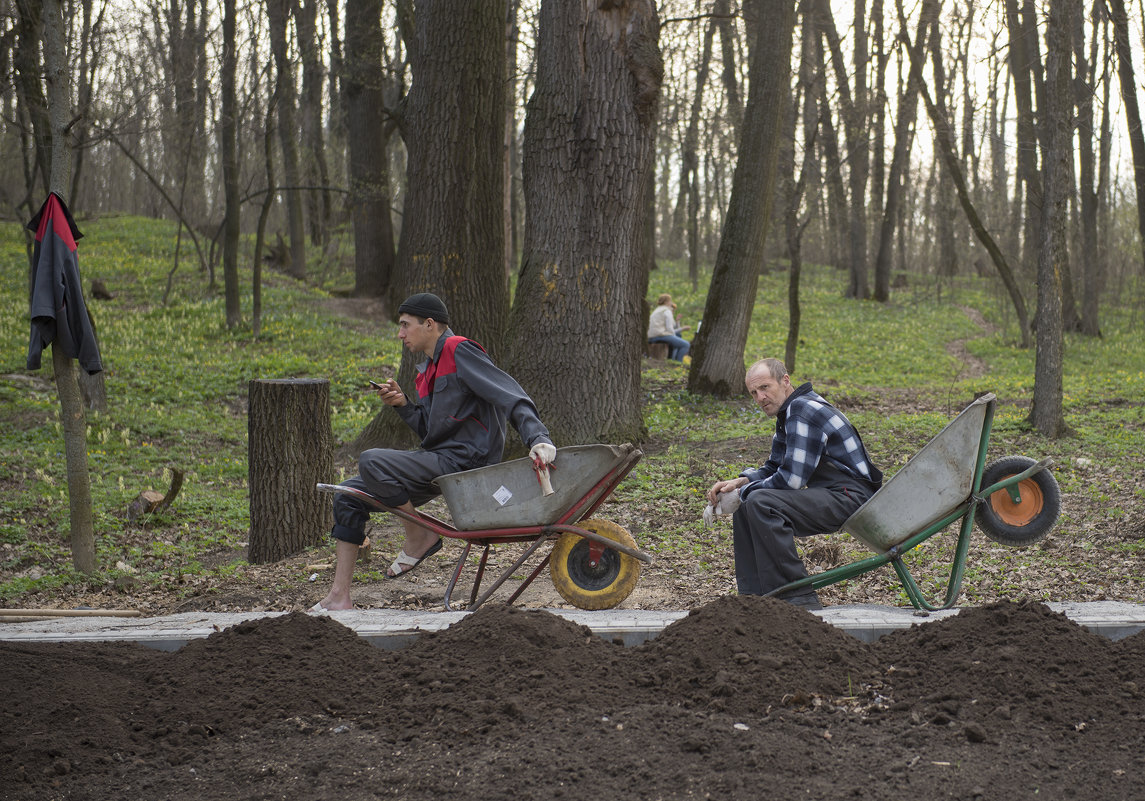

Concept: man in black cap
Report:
left=313, top=292, right=556, bottom=611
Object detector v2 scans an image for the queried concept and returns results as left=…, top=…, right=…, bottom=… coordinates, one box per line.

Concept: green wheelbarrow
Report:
left=767, top=393, right=1061, bottom=610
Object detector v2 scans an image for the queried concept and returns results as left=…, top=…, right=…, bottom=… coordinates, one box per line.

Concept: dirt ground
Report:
left=3, top=597, right=1143, bottom=800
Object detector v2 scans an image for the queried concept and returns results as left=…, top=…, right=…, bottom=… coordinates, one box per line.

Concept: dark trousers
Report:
left=731, top=462, right=877, bottom=598
left=331, top=448, right=452, bottom=545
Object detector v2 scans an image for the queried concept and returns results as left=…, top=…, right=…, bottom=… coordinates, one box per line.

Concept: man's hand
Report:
left=706, top=477, right=747, bottom=505
left=529, top=442, right=557, bottom=466
left=373, top=378, right=406, bottom=407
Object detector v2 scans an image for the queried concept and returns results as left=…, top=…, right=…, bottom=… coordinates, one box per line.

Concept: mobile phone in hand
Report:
left=369, top=380, right=385, bottom=390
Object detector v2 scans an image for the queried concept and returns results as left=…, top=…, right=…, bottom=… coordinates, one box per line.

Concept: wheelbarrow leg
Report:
left=444, top=541, right=475, bottom=612
left=466, top=537, right=552, bottom=611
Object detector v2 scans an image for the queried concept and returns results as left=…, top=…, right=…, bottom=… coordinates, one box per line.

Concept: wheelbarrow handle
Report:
left=533, top=457, right=555, bottom=496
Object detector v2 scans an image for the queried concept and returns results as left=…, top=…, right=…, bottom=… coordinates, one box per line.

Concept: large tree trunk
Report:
left=505, top=0, right=662, bottom=445
left=344, top=0, right=394, bottom=298
left=351, top=0, right=509, bottom=456
left=248, top=380, right=333, bottom=563
left=1028, top=0, right=1069, bottom=437
left=688, top=0, right=795, bottom=398
left=266, top=0, right=307, bottom=279
left=220, top=0, right=241, bottom=328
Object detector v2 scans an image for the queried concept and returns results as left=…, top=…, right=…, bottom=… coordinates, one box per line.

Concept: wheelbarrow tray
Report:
left=842, top=395, right=992, bottom=552
left=433, top=443, right=635, bottom=531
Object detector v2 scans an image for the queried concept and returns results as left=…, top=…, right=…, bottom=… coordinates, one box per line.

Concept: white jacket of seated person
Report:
left=648, top=305, right=681, bottom=338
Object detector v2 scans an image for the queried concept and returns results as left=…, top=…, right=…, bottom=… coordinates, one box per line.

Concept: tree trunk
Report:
left=295, top=0, right=330, bottom=247
left=1028, top=0, right=1069, bottom=437
left=783, top=3, right=817, bottom=373
left=266, top=0, right=308, bottom=279
left=1005, top=0, right=1043, bottom=280
left=817, top=0, right=869, bottom=298
left=351, top=0, right=510, bottom=456
left=875, top=0, right=933, bottom=301
left=220, top=0, right=241, bottom=328
left=1107, top=0, right=1145, bottom=273
left=344, top=0, right=394, bottom=298
left=505, top=0, right=662, bottom=444
left=248, top=379, right=333, bottom=563
left=1073, top=0, right=1102, bottom=336
left=14, top=0, right=50, bottom=199
left=688, top=0, right=795, bottom=398
left=41, top=0, right=96, bottom=574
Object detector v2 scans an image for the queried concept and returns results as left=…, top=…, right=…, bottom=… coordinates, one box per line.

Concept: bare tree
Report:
left=874, top=0, right=935, bottom=301
left=688, top=0, right=795, bottom=397
left=1028, top=0, right=1071, bottom=437
left=266, top=0, right=307, bottom=278
left=904, top=2, right=1032, bottom=346
left=220, top=0, right=240, bottom=328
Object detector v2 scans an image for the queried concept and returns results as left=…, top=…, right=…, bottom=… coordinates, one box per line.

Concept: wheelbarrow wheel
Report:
left=975, top=456, right=1060, bottom=547
left=550, top=519, right=641, bottom=611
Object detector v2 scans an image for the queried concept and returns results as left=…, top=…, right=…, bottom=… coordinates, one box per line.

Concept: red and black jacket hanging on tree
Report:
left=26, top=192, right=103, bottom=375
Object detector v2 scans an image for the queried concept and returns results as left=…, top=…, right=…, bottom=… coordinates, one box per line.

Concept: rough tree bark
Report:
left=248, top=380, right=333, bottom=563
left=505, top=0, right=662, bottom=444
left=688, top=0, right=795, bottom=398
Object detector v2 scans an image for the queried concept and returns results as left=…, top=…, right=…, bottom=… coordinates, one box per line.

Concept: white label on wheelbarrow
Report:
left=493, top=485, right=513, bottom=506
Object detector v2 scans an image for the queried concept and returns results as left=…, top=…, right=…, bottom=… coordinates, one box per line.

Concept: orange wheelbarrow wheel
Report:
left=975, top=456, right=1061, bottom=547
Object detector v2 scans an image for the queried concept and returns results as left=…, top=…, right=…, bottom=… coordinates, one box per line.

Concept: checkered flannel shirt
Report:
left=739, top=383, right=881, bottom=496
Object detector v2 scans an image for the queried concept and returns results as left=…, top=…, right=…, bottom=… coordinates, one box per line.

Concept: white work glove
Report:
left=529, top=442, right=557, bottom=466
left=702, top=489, right=742, bottom=527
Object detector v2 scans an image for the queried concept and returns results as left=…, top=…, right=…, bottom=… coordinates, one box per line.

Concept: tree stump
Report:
left=248, top=379, right=334, bottom=564
left=647, top=342, right=669, bottom=360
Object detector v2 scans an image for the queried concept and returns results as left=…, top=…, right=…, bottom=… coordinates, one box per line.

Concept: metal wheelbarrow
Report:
left=317, top=443, right=651, bottom=611
left=766, top=393, right=1061, bottom=610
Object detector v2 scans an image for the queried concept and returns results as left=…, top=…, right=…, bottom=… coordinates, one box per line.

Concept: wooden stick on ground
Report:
left=0, top=608, right=143, bottom=618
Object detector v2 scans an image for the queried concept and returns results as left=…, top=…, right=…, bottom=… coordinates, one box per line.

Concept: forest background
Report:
left=1, top=0, right=1143, bottom=606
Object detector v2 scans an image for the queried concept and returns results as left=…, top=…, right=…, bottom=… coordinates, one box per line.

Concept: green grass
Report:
left=2, top=216, right=1143, bottom=605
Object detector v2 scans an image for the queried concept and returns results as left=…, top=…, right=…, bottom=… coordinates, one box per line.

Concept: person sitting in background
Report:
left=647, top=293, right=691, bottom=362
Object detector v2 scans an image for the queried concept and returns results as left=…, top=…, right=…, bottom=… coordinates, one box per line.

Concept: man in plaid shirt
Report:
left=707, top=358, right=882, bottom=609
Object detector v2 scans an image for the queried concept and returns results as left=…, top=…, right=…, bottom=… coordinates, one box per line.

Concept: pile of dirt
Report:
left=2, top=598, right=1143, bottom=800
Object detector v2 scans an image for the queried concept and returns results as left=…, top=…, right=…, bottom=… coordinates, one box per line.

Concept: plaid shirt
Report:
left=739, top=383, right=882, bottom=496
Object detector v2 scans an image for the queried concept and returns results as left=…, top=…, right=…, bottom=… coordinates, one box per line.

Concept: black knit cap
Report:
left=397, top=292, right=450, bottom=324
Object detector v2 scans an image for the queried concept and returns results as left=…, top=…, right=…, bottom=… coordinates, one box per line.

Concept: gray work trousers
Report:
left=331, top=448, right=455, bottom=545
left=731, top=462, right=877, bottom=598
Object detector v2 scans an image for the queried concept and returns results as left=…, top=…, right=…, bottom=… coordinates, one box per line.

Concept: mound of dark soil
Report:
left=2, top=598, right=1143, bottom=800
